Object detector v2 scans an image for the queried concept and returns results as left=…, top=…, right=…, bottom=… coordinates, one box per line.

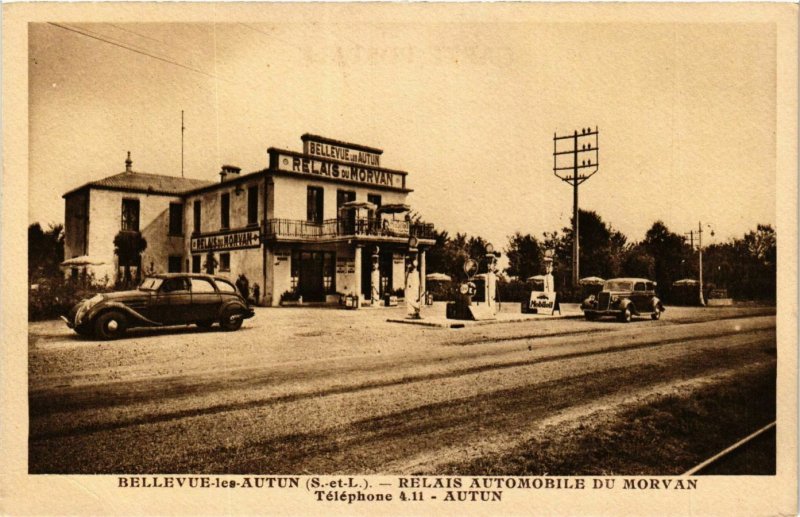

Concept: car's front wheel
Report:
left=94, top=311, right=128, bottom=340
left=618, top=307, right=632, bottom=323
left=219, top=308, right=244, bottom=331
left=74, top=325, right=93, bottom=337
left=651, top=308, right=662, bottom=320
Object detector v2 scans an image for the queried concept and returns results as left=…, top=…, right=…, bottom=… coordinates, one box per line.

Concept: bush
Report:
left=29, top=274, right=113, bottom=321
left=556, top=286, right=584, bottom=304
left=426, top=281, right=456, bottom=302
left=496, top=278, right=531, bottom=303
left=280, top=290, right=301, bottom=303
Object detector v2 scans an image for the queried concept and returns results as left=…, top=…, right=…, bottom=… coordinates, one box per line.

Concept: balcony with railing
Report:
left=264, top=217, right=435, bottom=241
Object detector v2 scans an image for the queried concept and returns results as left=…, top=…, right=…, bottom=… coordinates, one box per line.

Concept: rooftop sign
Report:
left=301, top=134, right=382, bottom=168
left=269, top=149, right=407, bottom=190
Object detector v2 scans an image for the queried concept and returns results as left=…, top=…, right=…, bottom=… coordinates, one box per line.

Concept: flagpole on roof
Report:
left=181, top=110, right=185, bottom=178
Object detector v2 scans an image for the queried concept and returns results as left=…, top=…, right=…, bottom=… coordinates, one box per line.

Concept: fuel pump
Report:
left=405, top=237, right=422, bottom=319
left=370, top=246, right=381, bottom=305
left=484, top=243, right=500, bottom=314
left=446, top=244, right=501, bottom=321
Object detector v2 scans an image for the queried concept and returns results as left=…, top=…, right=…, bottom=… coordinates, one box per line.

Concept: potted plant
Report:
left=344, top=293, right=360, bottom=309
left=384, top=287, right=403, bottom=307
left=280, top=290, right=302, bottom=306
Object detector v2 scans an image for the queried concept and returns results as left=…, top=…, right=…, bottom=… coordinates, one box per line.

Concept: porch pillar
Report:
left=419, top=250, right=427, bottom=300
left=354, top=245, right=363, bottom=304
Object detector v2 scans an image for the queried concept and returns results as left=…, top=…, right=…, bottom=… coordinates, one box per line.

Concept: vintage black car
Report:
left=581, top=277, right=664, bottom=322
left=62, top=274, right=255, bottom=339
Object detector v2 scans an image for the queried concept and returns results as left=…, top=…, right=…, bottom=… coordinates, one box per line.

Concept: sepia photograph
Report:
left=3, top=2, right=797, bottom=515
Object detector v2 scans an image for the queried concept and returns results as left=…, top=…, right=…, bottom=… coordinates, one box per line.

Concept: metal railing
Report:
left=264, top=218, right=435, bottom=240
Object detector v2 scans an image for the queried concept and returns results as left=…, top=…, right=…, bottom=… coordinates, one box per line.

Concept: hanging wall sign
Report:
left=190, top=229, right=261, bottom=252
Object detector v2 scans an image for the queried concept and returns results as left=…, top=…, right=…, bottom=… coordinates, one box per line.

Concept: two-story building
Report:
left=62, top=134, right=435, bottom=307
left=61, top=152, right=213, bottom=284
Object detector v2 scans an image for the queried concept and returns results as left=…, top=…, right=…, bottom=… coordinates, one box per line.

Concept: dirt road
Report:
left=28, top=306, right=776, bottom=474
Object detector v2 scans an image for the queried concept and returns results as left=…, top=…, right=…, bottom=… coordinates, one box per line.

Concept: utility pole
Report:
left=181, top=110, right=185, bottom=178
left=553, top=127, right=599, bottom=287
left=686, top=222, right=714, bottom=306
left=697, top=222, right=705, bottom=306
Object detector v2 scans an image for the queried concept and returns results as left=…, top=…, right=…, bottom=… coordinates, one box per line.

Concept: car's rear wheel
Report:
left=196, top=320, right=215, bottom=329
left=94, top=311, right=128, bottom=340
left=219, top=308, right=244, bottom=331
left=618, top=307, right=632, bottom=323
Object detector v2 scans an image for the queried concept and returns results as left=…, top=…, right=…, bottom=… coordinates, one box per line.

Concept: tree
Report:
left=643, top=221, right=689, bottom=301
left=505, top=232, right=542, bottom=280
left=541, top=230, right=571, bottom=290
left=744, top=224, right=776, bottom=266
left=28, top=223, right=64, bottom=282
left=559, top=210, right=627, bottom=281
left=466, top=235, right=490, bottom=274
left=622, top=243, right=655, bottom=279
left=113, top=231, right=147, bottom=286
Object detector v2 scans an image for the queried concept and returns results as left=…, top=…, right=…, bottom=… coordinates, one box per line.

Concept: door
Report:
left=297, top=251, right=325, bottom=302
left=156, top=277, right=192, bottom=324
left=361, top=249, right=372, bottom=299
left=190, top=277, right=222, bottom=320
left=337, top=190, right=356, bottom=234
left=380, top=252, right=393, bottom=296
left=631, top=281, right=649, bottom=312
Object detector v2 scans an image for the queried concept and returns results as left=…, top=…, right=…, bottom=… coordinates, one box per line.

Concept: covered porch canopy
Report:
left=426, top=272, right=452, bottom=282
left=61, top=256, right=107, bottom=267
left=338, top=200, right=378, bottom=216
left=376, top=203, right=411, bottom=217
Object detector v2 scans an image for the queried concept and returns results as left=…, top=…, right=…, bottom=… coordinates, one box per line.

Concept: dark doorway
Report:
left=361, top=249, right=372, bottom=299
left=380, top=252, right=394, bottom=296
left=337, top=190, right=356, bottom=234
left=168, top=255, right=182, bottom=272
left=293, top=250, right=335, bottom=302
left=298, top=251, right=324, bottom=302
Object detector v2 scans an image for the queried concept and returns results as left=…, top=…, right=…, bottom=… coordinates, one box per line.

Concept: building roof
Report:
left=64, top=171, right=214, bottom=198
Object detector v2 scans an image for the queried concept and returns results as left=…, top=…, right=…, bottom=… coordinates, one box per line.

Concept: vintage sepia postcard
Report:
left=2, top=2, right=797, bottom=515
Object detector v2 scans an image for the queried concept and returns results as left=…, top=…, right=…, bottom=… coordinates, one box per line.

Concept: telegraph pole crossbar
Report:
left=553, top=126, right=599, bottom=288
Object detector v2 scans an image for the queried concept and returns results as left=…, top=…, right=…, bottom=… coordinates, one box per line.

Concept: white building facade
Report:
left=62, top=135, right=435, bottom=307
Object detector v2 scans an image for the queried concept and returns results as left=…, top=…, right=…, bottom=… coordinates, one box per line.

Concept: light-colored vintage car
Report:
left=581, top=277, right=665, bottom=322
left=62, top=274, right=255, bottom=339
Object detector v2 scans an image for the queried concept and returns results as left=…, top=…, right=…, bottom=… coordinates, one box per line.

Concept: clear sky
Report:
left=28, top=17, right=776, bottom=250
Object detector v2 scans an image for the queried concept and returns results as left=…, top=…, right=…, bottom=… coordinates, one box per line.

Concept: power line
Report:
left=106, top=23, right=170, bottom=46
left=237, top=22, right=305, bottom=53
left=104, top=23, right=210, bottom=62
left=47, top=22, right=218, bottom=79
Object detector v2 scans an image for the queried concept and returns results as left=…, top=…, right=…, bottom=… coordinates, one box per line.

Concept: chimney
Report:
left=125, top=151, right=133, bottom=173
left=219, top=164, right=241, bottom=182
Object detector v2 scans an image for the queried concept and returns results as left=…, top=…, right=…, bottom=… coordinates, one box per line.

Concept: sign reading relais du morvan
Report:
left=272, top=152, right=405, bottom=189
left=191, top=229, right=261, bottom=252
